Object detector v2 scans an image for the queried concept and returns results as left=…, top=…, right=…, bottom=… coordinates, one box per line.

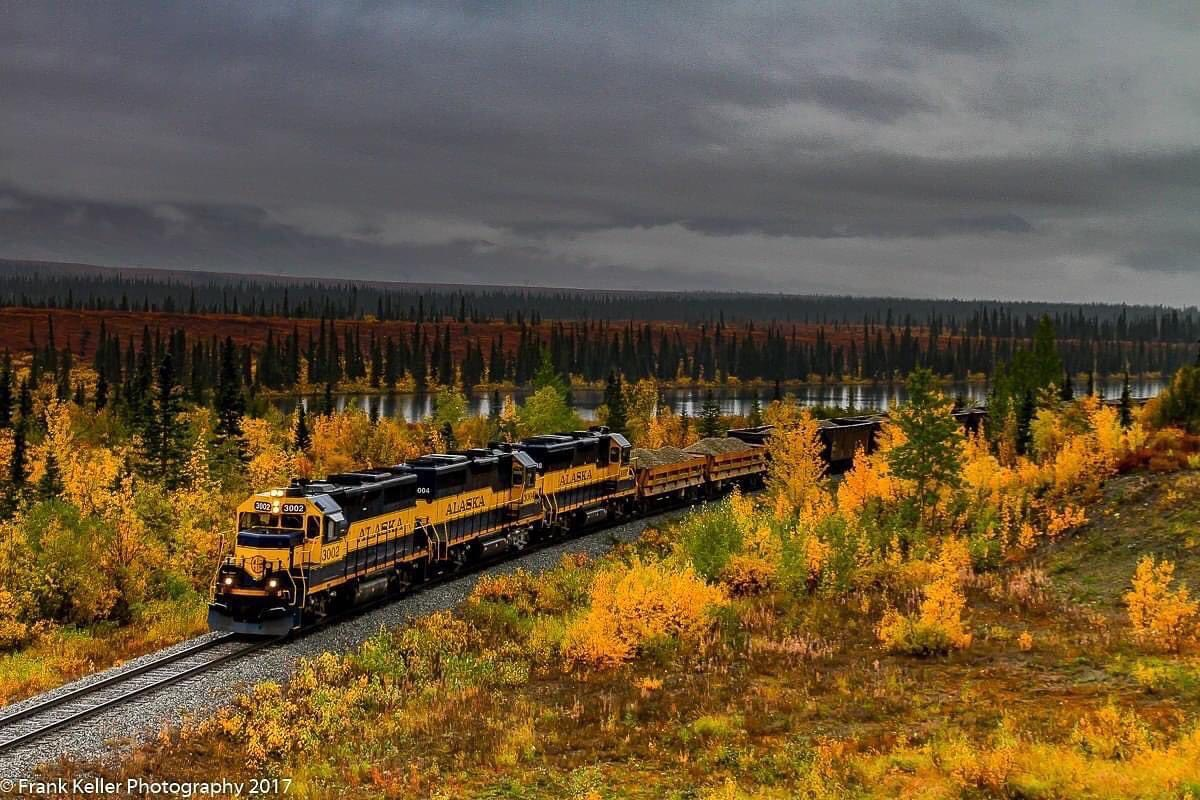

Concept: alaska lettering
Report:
left=558, top=468, right=593, bottom=487
left=446, top=495, right=487, bottom=515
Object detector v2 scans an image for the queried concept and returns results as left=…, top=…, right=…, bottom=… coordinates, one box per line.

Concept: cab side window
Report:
left=307, top=516, right=320, bottom=539
left=324, top=518, right=341, bottom=543
left=512, top=465, right=524, bottom=487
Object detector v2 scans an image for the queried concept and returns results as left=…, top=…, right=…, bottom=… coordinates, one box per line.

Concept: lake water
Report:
left=269, top=377, right=1164, bottom=422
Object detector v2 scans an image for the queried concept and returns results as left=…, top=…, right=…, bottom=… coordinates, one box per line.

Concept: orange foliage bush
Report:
left=1119, top=427, right=1200, bottom=473
left=876, top=538, right=973, bottom=656
left=764, top=401, right=829, bottom=519
left=1125, top=556, right=1199, bottom=653
left=1044, top=503, right=1087, bottom=538
left=562, top=558, right=728, bottom=668
left=1071, top=703, right=1152, bottom=760
left=837, top=438, right=904, bottom=516
left=720, top=553, right=776, bottom=596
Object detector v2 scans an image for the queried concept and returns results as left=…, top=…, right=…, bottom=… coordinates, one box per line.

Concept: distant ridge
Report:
left=0, top=257, right=661, bottom=298
left=3, top=258, right=1197, bottom=313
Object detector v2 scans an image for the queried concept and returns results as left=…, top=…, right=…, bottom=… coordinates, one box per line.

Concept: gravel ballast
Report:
left=0, top=510, right=688, bottom=777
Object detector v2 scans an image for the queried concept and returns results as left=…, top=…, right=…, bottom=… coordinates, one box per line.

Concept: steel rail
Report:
left=0, top=634, right=277, bottom=754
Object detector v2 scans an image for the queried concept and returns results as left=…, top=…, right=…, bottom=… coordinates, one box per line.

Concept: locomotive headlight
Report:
left=267, top=578, right=279, bottom=589
left=222, top=576, right=234, bottom=586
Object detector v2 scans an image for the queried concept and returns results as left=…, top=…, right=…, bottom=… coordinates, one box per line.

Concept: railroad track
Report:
left=0, top=503, right=696, bottom=760
left=0, top=633, right=276, bottom=754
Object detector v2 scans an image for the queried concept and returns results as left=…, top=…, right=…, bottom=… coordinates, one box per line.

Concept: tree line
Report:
left=1, top=259, right=1198, bottom=340
left=17, top=314, right=1198, bottom=423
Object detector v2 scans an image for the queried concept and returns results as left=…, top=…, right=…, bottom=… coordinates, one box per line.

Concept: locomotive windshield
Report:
left=236, top=531, right=298, bottom=548
left=238, top=512, right=305, bottom=531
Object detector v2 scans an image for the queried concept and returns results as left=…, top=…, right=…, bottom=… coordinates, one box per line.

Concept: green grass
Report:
left=1042, top=472, right=1200, bottom=608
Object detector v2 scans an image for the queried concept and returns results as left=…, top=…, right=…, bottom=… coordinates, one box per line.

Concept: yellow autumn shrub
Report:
left=1125, top=556, right=1199, bottom=652
left=1071, top=703, right=1152, bottom=760
left=562, top=557, right=729, bottom=668
left=764, top=402, right=829, bottom=518
left=935, top=730, right=1017, bottom=794
left=836, top=426, right=905, bottom=516
left=242, top=417, right=294, bottom=488
left=877, top=538, right=973, bottom=656
left=0, top=589, right=29, bottom=650
left=720, top=553, right=776, bottom=596
left=306, top=409, right=421, bottom=476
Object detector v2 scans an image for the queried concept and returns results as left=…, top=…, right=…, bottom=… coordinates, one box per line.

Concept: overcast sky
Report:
left=1, top=2, right=1197, bottom=304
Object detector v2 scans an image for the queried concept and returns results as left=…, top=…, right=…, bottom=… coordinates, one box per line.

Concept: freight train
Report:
left=209, top=408, right=987, bottom=636
left=208, top=426, right=769, bottom=635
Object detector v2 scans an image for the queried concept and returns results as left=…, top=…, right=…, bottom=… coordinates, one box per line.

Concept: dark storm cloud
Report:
left=0, top=1, right=1197, bottom=303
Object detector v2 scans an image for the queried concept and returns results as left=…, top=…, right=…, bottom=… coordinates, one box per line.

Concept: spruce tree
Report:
left=144, top=352, right=189, bottom=488
left=603, top=372, right=628, bottom=435
left=1059, top=368, right=1074, bottom=402
left=412, top=341, right=427, bottom=391
left=369, top=333, right=382, bottom=389
left=17, top=378, right=32, bottom=424
left=214, top=336, right=246, bottom=460
left=1031, top=315, right=1064, bottom=389
left=748, top=393, right=763, bottom=427
left=9, top=423, right=26, bottom=490
left=55, top=361, right=70, bottom=402
left=1119, top=371, right=1133, bottom=428
left=531, top=350, right=566, bottom=396
left=384, top=337, right=398, bottom=389
left=0, top=355, right=11, bottom=429
left=94, top=371, right=109, bottom=410
left=294, top=404, right=312, bottom=452
left=37, top=447, right=63, bottom=500
left=885, top=368, right=963, bottom=529
left=1017, top=389, right=1036, bottom=455
left=322, top=381, right=335, bottom=416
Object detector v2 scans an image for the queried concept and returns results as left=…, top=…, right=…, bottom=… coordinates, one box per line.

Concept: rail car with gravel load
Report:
left=685, top=436, right=770, bottom=495
left=630, top=446, right=708, bottom=510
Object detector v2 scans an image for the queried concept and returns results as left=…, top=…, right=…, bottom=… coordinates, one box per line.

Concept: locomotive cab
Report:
left=208, top=489, right=325, bottom=636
